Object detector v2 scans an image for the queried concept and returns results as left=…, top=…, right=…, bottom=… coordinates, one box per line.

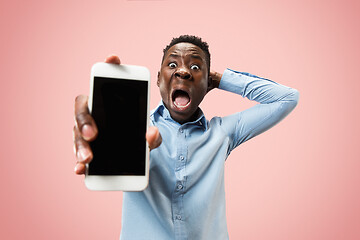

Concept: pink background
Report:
left=1, top=0, right=359, bottom=239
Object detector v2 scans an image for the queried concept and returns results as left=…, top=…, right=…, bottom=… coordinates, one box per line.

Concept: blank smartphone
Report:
left=85, top=62, right=150, bottom=191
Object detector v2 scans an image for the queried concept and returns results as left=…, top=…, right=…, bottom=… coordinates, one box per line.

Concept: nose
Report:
left=175, top=67, right=191, bottom=80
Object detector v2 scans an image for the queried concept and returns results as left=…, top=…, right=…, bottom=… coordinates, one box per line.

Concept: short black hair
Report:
left=162, top=35, right=211, bottom=73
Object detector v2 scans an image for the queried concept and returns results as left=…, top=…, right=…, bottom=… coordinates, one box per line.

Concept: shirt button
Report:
left=176, top=215, right=182, bottom=220
left=177, top=184, right=183, bottom=190
left=179, top=155, right=184, bottom=161
left=179, top=129, right=184, bottom=133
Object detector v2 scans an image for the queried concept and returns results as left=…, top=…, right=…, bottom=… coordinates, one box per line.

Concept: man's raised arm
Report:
left=217, top=69, right=299, bottom=151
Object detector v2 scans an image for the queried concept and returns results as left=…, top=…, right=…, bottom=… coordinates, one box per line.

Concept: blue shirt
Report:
left=120, top=69, right=299, bottom=240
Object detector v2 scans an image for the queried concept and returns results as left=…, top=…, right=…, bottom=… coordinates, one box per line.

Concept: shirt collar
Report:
left=151, top=101, right=208, bottom=130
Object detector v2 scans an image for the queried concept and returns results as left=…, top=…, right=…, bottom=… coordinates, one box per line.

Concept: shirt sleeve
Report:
left=218, top=68, right=299, bottom=152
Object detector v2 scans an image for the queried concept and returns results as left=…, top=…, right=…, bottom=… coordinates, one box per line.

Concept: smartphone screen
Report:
left=89, top=76, right=148, bottom=175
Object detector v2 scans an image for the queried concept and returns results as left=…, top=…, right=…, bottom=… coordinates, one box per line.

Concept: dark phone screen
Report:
left=88, top=76, right=148, bottom=175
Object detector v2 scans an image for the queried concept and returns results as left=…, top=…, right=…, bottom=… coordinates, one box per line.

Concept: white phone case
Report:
left=85, top=62, right=150, bottom=191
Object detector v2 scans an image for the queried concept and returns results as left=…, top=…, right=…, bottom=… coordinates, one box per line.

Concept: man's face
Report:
left=157, top=42, right=210, bottom=124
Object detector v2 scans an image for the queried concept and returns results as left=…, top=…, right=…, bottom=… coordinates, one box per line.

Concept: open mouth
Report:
left=172, top=89, right=191, bottom=110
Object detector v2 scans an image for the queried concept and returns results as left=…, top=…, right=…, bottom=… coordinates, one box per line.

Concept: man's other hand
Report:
left=207, top=70, right=222, bottom=92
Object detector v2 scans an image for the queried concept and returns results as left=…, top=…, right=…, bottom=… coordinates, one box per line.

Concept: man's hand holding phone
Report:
left=73, top=55, right=162, bottom=181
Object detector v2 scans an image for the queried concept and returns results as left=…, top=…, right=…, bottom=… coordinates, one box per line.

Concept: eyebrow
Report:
left=168, top=53, right=204, bottom=62
left=168, top=54, right=180, bottom=59
left=190, top=55, right=203, bottom=61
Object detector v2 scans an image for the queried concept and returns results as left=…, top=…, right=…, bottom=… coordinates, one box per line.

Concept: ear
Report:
left=157, top=71, right=160, bottom=87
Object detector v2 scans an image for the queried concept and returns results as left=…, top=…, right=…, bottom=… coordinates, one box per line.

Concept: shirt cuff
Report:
left=218, top=68, right=249, bottom=95
left=218, top=68, right=278, bottom=96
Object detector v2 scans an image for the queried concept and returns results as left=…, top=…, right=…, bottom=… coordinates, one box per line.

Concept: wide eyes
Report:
left=168, top=62, right=200, bottom=70
left=190, top=65, right=200, bottom=70
left=168, top=62, right=177, bottom=68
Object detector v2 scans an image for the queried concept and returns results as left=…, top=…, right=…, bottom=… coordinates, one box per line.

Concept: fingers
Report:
left=104, top=55, right=121, bottom=64
left=73, top=125, right=93, bottom=163
left=74, top=94, right=97, bottom=175
left=73, top=125, right=93, bottom=175
left=208, top=71, right=221, bottom=92
left=146, top=126, right=162, bottom=151
left=74, top=162, right=86, bottom=175
left=75, top=95, right=98, bottom=141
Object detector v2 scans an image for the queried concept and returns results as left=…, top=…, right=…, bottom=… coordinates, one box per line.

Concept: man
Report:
left=73, top=35, right=299, bottom=239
